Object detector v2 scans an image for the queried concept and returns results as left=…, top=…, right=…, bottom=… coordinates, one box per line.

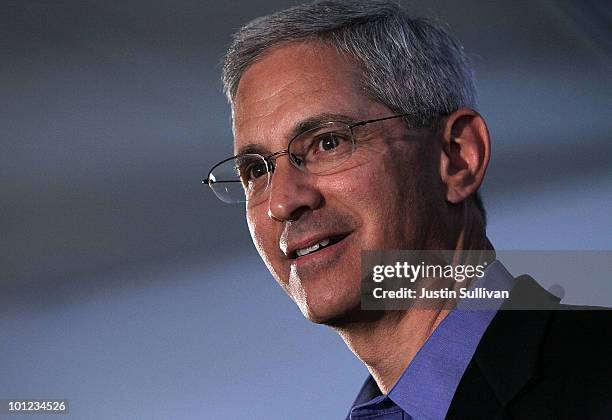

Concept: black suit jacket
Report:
left=446, top=275, right=612, bottom=419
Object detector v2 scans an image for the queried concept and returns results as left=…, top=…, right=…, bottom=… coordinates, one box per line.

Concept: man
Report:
left=204, top=1, right=611, bottom=418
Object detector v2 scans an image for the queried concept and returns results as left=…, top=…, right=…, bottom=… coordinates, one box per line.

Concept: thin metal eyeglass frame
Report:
left=202, top=113, right=412, bottom=201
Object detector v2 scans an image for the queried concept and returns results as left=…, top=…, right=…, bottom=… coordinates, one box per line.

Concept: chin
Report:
left=285, top=262, right=363, bottom=326
left=297, top=291, right=362, bottom=326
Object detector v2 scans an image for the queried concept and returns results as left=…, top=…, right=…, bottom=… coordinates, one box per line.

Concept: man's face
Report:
left=233, top=42, right=446, bottom=324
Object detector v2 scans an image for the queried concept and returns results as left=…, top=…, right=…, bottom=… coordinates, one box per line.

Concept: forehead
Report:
left=232, top=42, right=378, bottom=154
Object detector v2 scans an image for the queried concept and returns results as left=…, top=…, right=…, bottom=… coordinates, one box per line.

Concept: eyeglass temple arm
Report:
left=349, top=112, right=412, bottom=128
left=202, top=178, right=242, bottom=184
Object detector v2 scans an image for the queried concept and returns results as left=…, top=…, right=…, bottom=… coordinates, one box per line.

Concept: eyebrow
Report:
left=236, top=143, right=269, bottom=156
left=236, top=112, right=359, bottom=157
left=288, top=112, right=358, bottom=139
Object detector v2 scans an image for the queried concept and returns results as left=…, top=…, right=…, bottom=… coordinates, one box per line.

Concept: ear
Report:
left=439, top=108, right=491, bottom=204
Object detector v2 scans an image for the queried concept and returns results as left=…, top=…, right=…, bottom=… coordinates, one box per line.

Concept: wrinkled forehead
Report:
left=229, top=42, right=374, bottom=155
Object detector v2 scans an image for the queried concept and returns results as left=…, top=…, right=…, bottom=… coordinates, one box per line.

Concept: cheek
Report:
left=247, top=210, right=269, bottom=252
left=336, top=150, right=409, bottom=207
left=340, top=147, right=433, bottom=241
left=247, top=208, right=288, bottom=279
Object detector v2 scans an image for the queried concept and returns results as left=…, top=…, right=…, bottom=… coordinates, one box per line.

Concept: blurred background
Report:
left=1, top=0, right=611, bottom=418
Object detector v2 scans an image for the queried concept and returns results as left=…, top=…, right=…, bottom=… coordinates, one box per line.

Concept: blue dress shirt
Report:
left=347, top=260, right=516, bottom=420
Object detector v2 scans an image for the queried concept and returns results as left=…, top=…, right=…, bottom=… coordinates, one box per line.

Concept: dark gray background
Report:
left=2, top=0, right=611, bottom=418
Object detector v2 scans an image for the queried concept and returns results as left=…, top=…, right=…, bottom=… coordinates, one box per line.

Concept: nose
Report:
left=267, top=154, right=322, bottom=222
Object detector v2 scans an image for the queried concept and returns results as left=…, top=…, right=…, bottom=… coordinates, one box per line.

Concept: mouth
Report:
left=289, top=233, right=350, bottom=260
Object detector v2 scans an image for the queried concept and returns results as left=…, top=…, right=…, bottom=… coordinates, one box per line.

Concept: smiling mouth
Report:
left=292, top=234, right=349, bottom=259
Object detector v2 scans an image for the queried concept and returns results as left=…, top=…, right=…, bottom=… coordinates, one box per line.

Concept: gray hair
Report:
left=222, top=0, right=486, bottom=222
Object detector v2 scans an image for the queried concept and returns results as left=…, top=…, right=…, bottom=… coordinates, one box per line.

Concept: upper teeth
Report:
left=296, top=238, right=330, bottom=257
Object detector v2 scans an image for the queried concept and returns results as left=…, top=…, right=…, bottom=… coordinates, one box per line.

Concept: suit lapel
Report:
left=447, top=276, right=559, bottom=417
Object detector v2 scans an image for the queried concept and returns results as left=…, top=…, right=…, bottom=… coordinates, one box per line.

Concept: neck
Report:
left=334, top=202, right=493, bottom=395
left=334, top=308, right=450, bottom=394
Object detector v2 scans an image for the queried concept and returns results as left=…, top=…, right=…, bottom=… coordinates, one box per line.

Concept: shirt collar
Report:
left=348, top=260, right=516, bottom=419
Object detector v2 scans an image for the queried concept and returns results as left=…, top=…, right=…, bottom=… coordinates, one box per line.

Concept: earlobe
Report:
left=439, top=108, right=491, bottom=204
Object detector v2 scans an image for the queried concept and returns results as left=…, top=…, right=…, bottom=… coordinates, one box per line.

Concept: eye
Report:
left=245, top=162, right=268, bottom=180
left=290, top=153, right=303, bottom=167
left=315, top=132, right=346, bottom=152
left=238, top=161, right=269, bottom=182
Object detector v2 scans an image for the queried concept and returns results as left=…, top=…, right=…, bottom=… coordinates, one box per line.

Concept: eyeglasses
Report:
left=203, top=113, right=411, bottom=204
